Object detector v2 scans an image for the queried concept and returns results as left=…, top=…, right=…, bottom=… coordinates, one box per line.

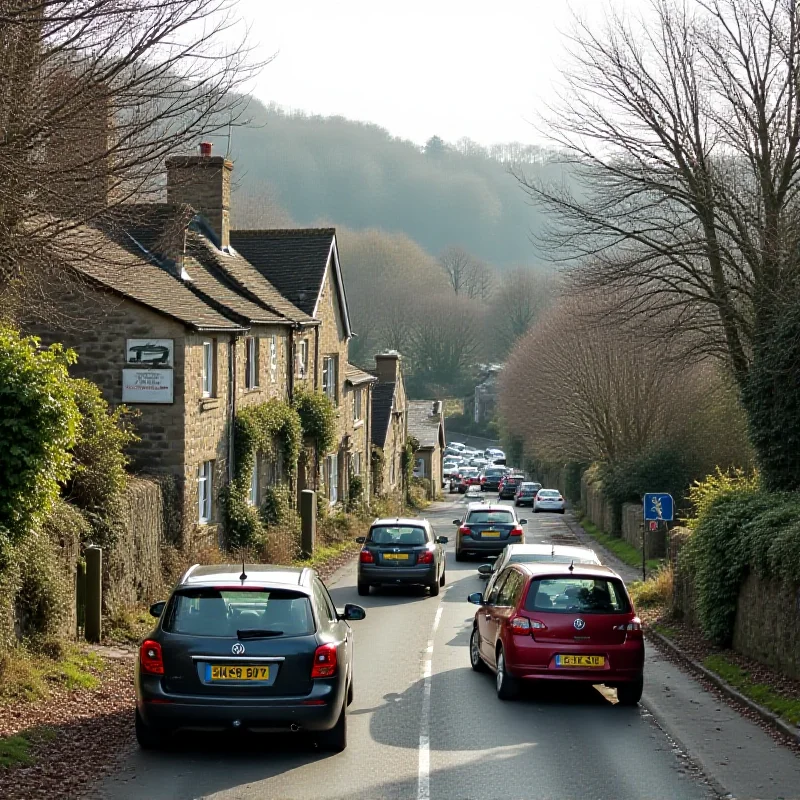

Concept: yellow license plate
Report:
left=209, top=665, right=270, bottom=681
left=383, top=553, right=410, bottom=560
left=482, top=530, right=501, bottom=538
left=556, top=655, right=605, bottom=668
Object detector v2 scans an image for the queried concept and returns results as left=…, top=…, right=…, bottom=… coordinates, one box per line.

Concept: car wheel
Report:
left=357, top=581, right=370, bottom=596
left=559, top=509, right=566, bottom=514
left=470, top=627, right=488, bottom=672
left=495, top=647, right=518, bottom=700
left=439, top=569, right=446, bottom=587
left=429, top=577, right=440, bottom=597
left=317, top=703, right=347, bottom=752
left=135, top=708, right=166, bottom=750
left=616, top=677, right=644, bottom=706
left=347, top=678, right=354, bottom=706
left=455, top=549, right=465, bottom=562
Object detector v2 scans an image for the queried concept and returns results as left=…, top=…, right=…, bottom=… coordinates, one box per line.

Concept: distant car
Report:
left=499, top=474, right=526, bottom=499
left=443, top=460, right=461, bottom=479
left=448, top=473, right=463, bottom=493
left=134, top=564, right=366, bottom=753
left=514, top=482, right=542, bottom=506
left=480, top=466, right=507, bottom=492
left=356, top=519, right=447, bottom=597
left=453, top=503, right=527, bottom=561
left=534, top=489, right=566, bottom=514
left=469, top=457, right=488, bottom=469
left=457, top=467, right=481, bottom=493
left=467, top=563, right=644, bottom=704
left=478, top=543, right=602, bottom=600
left=484, top=448, right=505, bottom=461
left=448, top=442, right=466, bottom=453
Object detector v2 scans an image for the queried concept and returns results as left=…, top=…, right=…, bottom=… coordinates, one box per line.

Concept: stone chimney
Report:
left=166, top=143, right=232, bottom=248
left=374, top=351, right=401, bottom=384
left=432, top=400, right=443, bottom=416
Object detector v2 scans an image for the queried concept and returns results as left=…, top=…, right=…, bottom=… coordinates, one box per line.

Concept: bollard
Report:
left=76, top=560, right=86, bottom=637
left=300, top=490, right=316, bottom=560
left=85, top=546, right=102, bottom=643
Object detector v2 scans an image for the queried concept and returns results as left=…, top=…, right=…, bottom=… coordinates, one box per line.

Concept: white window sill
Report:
left=200, top=398, right=221, bottom=411
left=353, top=419, right=364, bottom=428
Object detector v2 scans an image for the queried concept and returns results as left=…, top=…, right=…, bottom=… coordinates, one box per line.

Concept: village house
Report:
left=27, top=144, right=374, bottom=541
left=408, top=400, right=447, bottom=498
left=369, top=351, right=409, bottom=499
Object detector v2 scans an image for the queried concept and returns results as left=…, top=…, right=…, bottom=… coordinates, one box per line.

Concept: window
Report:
left=368, top=525, right=427, bottom=545
left=296, top=340, right=308, bottom=378
left=352, top=451, right=362, bottom=476
left=487, top=571, right=508, bottom=605
left=245, top=337, right=258, bottom=389
left=353, top=388, right=362, bottom=422
left=524, top=578, right=630, bottom=614
left=313, top=579, right=337, bottom=624
left=322, top=356, right=337, bottom=402
left=249, top=457, right=258, bottom=506
left=198, top=461, right=213, bottom=523
left=326, top=454, right=338, bottom=504
left=202, top=341, right=215, bottom=397
left=270, top=335, right=278, bottom=383
left=497, top=570, right=525, bottom=607
left=390, top=457, right=396, bottom=486
left=467, top=509, right=515, bottom=525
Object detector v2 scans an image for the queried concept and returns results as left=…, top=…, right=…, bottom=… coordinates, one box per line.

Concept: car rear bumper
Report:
left=358, top=564, right=437, bottom=585
left=136, top=676, right=343, bottom=732
left=535, top=503, right=565, bottom=512
left=458, top=537, right=522, bottom=553
left=515, top=498, right=534, bottom=505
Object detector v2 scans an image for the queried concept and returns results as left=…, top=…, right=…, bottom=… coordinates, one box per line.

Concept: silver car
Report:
left=533, top=488, right=566, bottom=514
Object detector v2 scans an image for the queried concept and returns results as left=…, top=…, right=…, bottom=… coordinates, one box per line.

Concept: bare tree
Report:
left=438, top=245, right=494, bottom=299
left=512, top=0, right=800, bottom=489
left=0, top=0, right=265, bottom=321
left=490, top=268, right=557, bottom=353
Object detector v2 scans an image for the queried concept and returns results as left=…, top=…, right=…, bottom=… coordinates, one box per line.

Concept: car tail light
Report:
left=508, top=616, right=531, bottom=634
left=359, top=549, right=374, bottom=563
left=615, top=618, right=643, bottom=634
left=510, top=526, right=524, bottom=537
left=458, top=526, right=471, bottom=536
left=529, top=619, right=547, bottom=629
left=418, top=549, right=434, bottom=564
left=311, top=643, right=338, bottom=678
left=557, top=496, right=564, bottom=502
left=139, top=640, right=164, bottom=675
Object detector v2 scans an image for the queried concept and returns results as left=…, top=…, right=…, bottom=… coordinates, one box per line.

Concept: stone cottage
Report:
left=408, top=400, right=447, bottom=498
left=370, top=352, right=409, bottom=498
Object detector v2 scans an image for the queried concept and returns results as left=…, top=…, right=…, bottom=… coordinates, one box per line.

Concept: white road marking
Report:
left=418, top=601, right=444, bottom=800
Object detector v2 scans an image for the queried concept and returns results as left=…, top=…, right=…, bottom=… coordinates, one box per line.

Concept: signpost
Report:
left=641, top=493, right=674, bottom=580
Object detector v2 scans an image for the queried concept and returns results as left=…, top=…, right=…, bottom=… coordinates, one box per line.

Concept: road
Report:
left=93, top=497, right=800, bottom=800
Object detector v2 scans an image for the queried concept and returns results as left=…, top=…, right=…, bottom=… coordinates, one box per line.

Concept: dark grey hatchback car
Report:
left=356, top=518, right=448, bottom=596
left=135, top=564, right=366, bottom=752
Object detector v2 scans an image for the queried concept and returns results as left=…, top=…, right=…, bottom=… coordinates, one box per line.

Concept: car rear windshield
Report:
left=485, top=468, right=505, bottom=476
left=524, top=578, right=630, bottom=614
left=467, top=509, right=515, bottom=524
left=369, top=525, right=427, bottom=545
left=538, top=490, right=560, bottom=497
left=165, top=588, right=315, bottom=637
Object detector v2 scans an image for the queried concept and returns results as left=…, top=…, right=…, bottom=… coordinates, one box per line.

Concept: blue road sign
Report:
left=643, top=493, right=674, bottom=522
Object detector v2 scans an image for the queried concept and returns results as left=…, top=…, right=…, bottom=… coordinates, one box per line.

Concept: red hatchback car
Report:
left=468, top=563, right=644, bottom=705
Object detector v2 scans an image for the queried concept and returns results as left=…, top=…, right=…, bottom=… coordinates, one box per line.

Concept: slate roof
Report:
left=54, top=222, right=243, bottom=331
left=345, top=365, right=377, bottom=386
left=229, top=229, right=351, bottom=335
left=371, top=383, right=396, bottom=447
left=407, top=401, right=445, bottom=450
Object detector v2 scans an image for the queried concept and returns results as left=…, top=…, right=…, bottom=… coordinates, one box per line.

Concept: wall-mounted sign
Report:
left=126, top=339, right=173, bottom=367
left=122, top=368, right=174, bottom=404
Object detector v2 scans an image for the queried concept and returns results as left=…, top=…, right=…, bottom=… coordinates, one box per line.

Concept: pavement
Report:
left=91, top=497, right=800, bottom=800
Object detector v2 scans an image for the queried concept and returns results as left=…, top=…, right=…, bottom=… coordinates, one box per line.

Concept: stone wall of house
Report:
left=235, top=325, right=291, bottom=409
left=345, top=383, right=372, bottom=499
left=671, top=530, right=800, bottom=679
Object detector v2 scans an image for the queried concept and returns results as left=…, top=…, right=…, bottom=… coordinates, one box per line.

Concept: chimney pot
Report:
left=199, top=141, right=213, bottom=157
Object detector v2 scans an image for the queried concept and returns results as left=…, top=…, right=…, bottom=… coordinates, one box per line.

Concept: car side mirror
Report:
left=149, top=601, right=166, bottom=618
left=477, top=564, right=493, bottom=576
left=355, top=536, right=366, bottom=544
left=467, top=592, right=484, bottom=605
left=519, top=519, right=528, bottom=525
left=452, top=519, right=461, bottom=525
left=436, top=536, right=449, bottom=544
left=340, top=603, right=366, bottom=621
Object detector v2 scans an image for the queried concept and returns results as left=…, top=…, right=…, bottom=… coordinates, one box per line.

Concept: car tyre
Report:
left=347, top=678, right=354, bottom=706
left=429, top=577, right=440, bottom=597
left=317, top=703, right=347, bottom=752
left=495, top=647, right=519, bottom=700
left=470, top=627, right=488, bottom=672
left=439, top=569, right=446, bottom=587
left=135, top=708, right=166, bottom=750
left=617, top=677, right=644, bottom=706
left=559, top=509, right=566, bottom=514
left=455, top=548, right=465, bottom=562
left=357, top=581, right=370, bottom=596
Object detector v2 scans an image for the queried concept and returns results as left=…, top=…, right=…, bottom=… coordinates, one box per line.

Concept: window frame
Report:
left=198, top=461, right=213, bottom=524
left=352, top=451, right=361, bottom=476
left=270, top=335, right=278, bottom=383
left=327, top=453, right=339, bottom=504
left=322, top=355, right=337, bottom=403
left=244, top=336, right=258, bottom=390
left=353, top=388, right=362, bottom=422
left=202, top=340, right=215, bottom=398
left=296, top=340, right=308, bottom=378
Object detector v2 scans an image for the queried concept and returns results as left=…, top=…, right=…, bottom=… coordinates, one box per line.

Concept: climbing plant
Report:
left=293, top=389, right=337, bottom=454
left=402, top=436, right=420, bottom=499
left=221, top=399, right=302, bottom=549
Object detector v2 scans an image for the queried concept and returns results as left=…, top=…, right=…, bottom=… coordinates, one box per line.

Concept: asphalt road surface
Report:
left=93, top=497, right=799, bottom=800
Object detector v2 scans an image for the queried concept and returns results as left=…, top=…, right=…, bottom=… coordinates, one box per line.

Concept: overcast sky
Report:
left=234, top=0, right=644, bottom=146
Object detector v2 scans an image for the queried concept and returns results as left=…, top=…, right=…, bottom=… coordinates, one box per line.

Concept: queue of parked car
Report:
left=133, top=440, right=643, bottom=753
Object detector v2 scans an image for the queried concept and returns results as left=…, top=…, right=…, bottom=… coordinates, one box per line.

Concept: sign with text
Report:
left=643, top=493, right=674, bottom=522
left=126, top=339, right=173, bottom=367
left=122, top=368, right=173, bottom=404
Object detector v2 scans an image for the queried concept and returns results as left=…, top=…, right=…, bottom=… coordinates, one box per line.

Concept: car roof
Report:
left=504, top=544, right=599, bottom=559
left=179, top=564, right=314, bottom=592
left=514, top=562, right=621, bottom=580
left=371, top=517, right=430, bottom=528
left=467, top=502, right=514, bottom=512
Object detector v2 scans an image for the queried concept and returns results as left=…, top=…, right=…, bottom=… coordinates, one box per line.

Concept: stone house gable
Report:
left=370, top=353, right=408, bottom=498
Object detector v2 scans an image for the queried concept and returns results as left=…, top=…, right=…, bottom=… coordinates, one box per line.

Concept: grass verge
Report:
left=652, top=622, right=679, bottom=639
left=703, top=654, right=800, bottom=727
left=0, top=646, right=104, bottom=705
left=104, top=606, right=153, bottom=645
left=0, top=727, right=57, bottom=769
left=628, top=565, right=673, bottom=608
left=579, top=517, right=661, bottom=572
left=292, top=540, right=360, bottom=570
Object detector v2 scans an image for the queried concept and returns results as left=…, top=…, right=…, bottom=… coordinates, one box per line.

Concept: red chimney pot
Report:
left=199, top=142, right=212, bottom=157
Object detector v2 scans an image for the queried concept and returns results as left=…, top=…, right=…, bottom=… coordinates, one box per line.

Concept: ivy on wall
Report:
left=293, top=389, right=337, bottom=454
left=221, top=399, right=302, bottom=549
